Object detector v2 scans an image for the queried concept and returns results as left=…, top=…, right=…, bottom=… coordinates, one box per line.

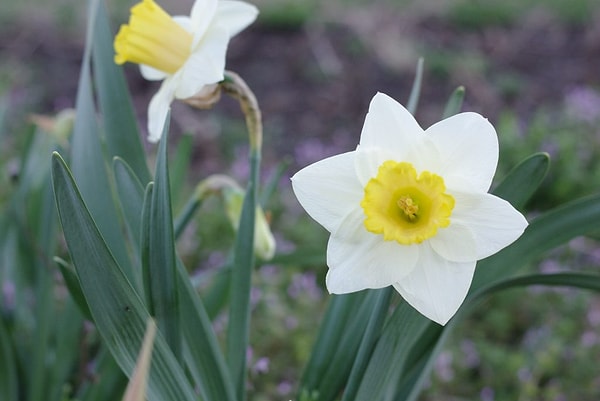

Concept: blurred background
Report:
left=2, top=0, right=600, bottom=400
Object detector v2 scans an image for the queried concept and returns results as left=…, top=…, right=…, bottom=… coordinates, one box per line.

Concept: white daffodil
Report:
left=114, top=0, right=258, bottom=142
left=291, top=92, right=528, bottom=325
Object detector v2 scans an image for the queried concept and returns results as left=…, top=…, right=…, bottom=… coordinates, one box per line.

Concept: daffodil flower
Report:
left=291, top=92, right=528, bottom=325
left=114, top=0, right=258, bottom=142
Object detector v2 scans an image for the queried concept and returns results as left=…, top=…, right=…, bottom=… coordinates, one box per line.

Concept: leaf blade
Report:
left=51, top=152, right=196, bottom=401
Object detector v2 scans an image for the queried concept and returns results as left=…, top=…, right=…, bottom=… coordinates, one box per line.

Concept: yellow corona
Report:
left=361, top=160, right=455, bottom=244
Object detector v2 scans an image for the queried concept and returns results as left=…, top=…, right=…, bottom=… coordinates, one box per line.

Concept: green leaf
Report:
left=315, top=289, right=390, bottom=401
left=442, top=86, right=465, bottom=118
left=55, top=257, right=93, bottom=320
left=472, top=192, right=600, bottom=291
left=71, top=0, right=136, bottom=288
left=92, top=0, right=150, bottom=184
left=474, top=272, right=600, bottom=300
left=177, top=259, right=237, bottom=401
left=113, top=157, right=145, bottom=262
left=299, top=292, right=367, bottom=395
left=78, top=350, right=127, bottom=401
left=260, top=158, right=291, bottom=207
left=170, top=135, right=194, bottom=207
left=342, top=288, right=393, bottom=401
left=173, top=194, right=203, bottom=240
left=375, top=195, right=600, bottom=401
left=406, top=58, right=424, bottom=115
left=48, top=299, right=86, bottom=401
left=140, top=181, right=154, bottom=313
left=0, top=317, right=17, bottom=401
left=200, top=266, right=232, bottom=320
left=145, top=121, right=181, bottom=359
left=493, top=152, right=549, bottom=211
left=227, top=150, right=260, bottom=400
left=114, top=154, right=235, bottom=401
left=354, top=302, right=435, bottom=401
left=51, top=152, right=197, bottom=401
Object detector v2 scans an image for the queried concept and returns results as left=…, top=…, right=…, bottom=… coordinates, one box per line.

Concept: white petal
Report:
left=326, top=228, right=419, bottom=293
left=173, top=15, right=193, bottom=33
left=291, top=151, right=363, bottom=233
left=451, top=192, right=528, bottom=259
left=353, top=148, right=394, bottom=186
left=147, top=79, right=176, bottom=142
left=359, top=92, right=423, bottom=153
left=330, top=205, right=366, bottom=241
left=216, top=1, right=259, bottom=37
left=190, top=0, right=217, bottom=39
left=426, top=112, right=499, bottom=193
left=176, top=26, right=229, bottom=99
left=429, top=223, right=478, bottom=262
left=394, top=243, right=476, bottom=325
left=139, top=65, right=169, bottom=81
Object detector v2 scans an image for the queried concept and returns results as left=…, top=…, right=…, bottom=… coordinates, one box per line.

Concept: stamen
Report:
left=397, top=196, right=419, bottom=220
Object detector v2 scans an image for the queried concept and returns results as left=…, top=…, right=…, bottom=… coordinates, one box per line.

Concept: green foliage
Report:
left=497, top=108, right=600, bottom=210
left=448, top=1, right=519, bottom=30
left=2, top=1, right=600, bottom=401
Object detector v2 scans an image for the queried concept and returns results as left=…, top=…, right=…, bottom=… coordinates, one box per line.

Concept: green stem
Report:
left=221, top=71, right=263, bottom=401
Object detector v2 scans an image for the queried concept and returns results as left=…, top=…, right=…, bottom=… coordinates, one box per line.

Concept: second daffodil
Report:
left=114, top=0, right=258, bottom=142
left=291, top=93, right=528, bottom=325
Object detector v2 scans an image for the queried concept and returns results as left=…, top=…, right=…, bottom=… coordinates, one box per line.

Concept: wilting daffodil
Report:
left=291, top=93, right=528, bottom=325
left=114, top=0, right=258, bottom=142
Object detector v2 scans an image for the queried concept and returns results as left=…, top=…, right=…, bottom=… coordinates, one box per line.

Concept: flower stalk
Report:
left=221, top=70, right=263, bottom=152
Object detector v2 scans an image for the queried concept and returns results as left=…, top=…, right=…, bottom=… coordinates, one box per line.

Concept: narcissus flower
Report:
left=291, top=93, right=528, bottom=325
left=114, top=0, right=258, bottom=142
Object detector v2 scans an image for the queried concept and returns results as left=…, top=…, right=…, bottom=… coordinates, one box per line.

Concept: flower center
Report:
left=361, top=161, right=455, bottom=245
left=114, top=0, right=193, bottom=74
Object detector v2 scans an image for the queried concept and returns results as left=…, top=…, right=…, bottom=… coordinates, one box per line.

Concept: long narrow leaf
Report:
left=472, top=193, right=600, bottom=290
left=92, top=0, right=150, bottom=184
left=354, top=302, right=432, bottom=401
left=227, top=150, right=259, bottom=400
left=71, top=0, right=135, bottom=287
left=115, top=148, right=236, bottom=401
left=474, top=272, right=600, bottom=299
left=493, top=152, right=549, bottom=211
left=442, top=86, right=465, bottom=118
left=342, top=288, right=393, bottom=401
left=113, top=157, right=145, bottom=262
left=178, top=259, right=237, bottom=401
left=299, top=292, right=366, bottom=394
left=0, top=317, right=17, bottom=401
left=146, top=122, right=180, bottom=359
left=317, top=289, right=391, bottom=401
left=51, top=152, right=196, bottom=401
left=406, top=58, right=424, bottom=115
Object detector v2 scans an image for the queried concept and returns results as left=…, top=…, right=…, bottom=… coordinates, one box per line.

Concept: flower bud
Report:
left=223, top=187, right=276, bottom=261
